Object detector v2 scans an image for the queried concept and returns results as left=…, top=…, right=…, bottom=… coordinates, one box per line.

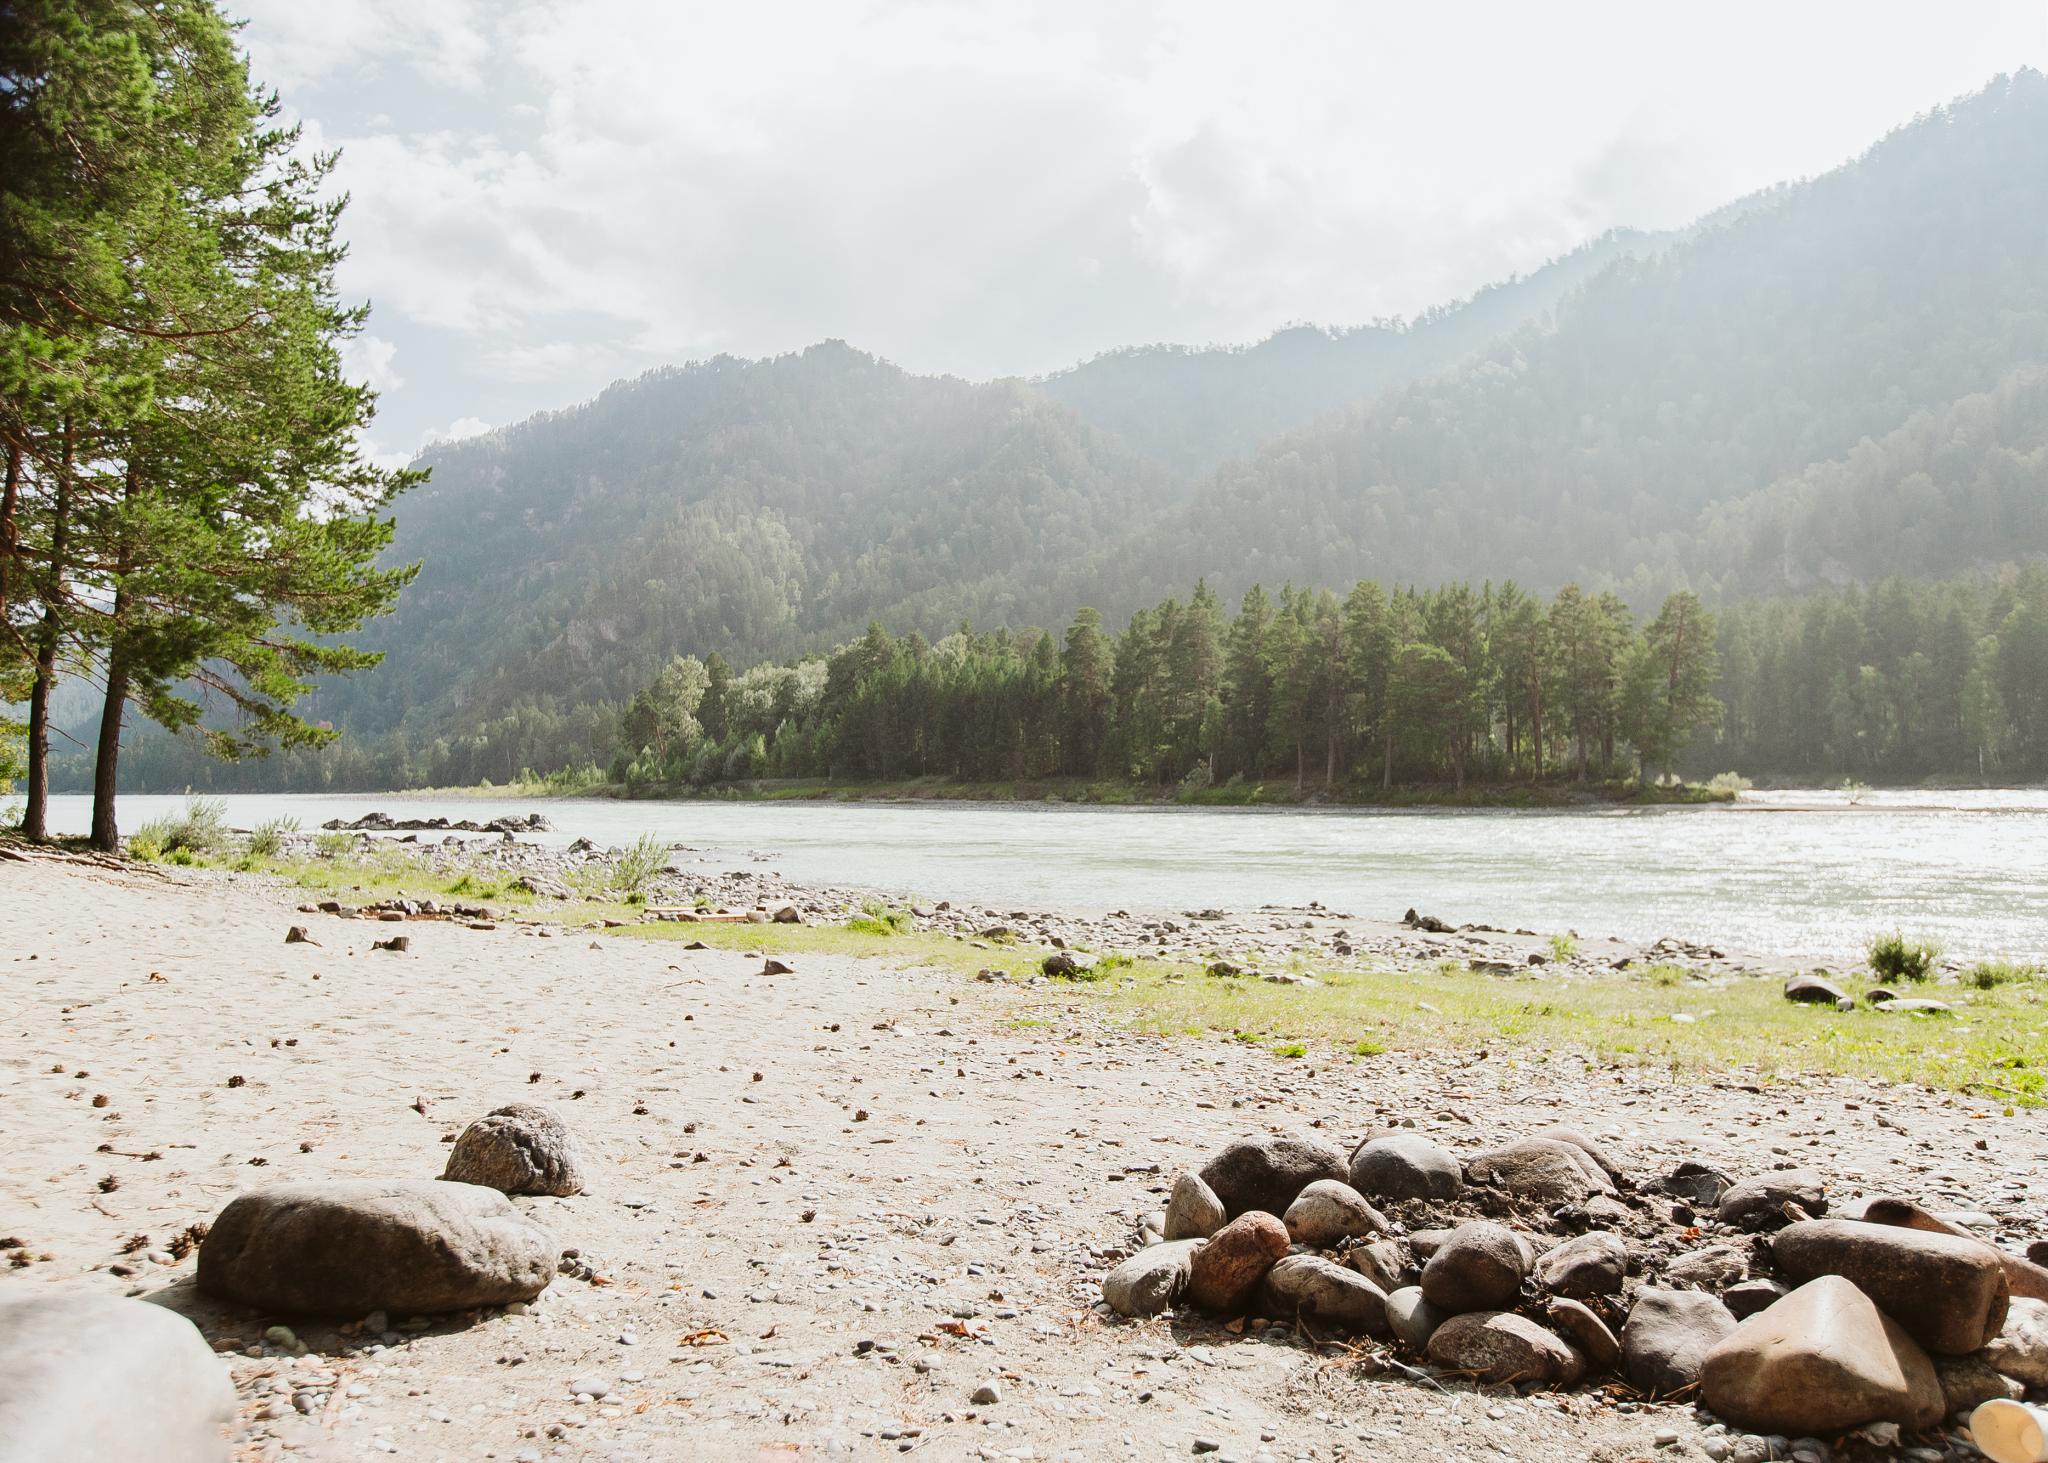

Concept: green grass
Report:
left=1966, top=960, right=2043, bottom=989
left=1548, top=932, right=1579, bottom=962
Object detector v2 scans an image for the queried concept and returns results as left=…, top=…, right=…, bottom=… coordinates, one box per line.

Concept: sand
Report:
left=2, top=853, right=2039, bottom=1462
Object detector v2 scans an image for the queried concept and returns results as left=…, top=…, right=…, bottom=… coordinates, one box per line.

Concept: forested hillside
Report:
left=1100, top=71, right=2048, bottom=608
left=74, top=71, right=2048, bottom=793
left=1036, top=227, right=1663, bottom=477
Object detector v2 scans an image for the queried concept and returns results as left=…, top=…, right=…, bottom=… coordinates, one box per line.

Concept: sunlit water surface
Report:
left=38, top=790, right=2048, bottom=963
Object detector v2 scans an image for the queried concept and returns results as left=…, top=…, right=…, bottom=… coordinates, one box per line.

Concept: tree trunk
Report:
left=1382, top=729, right=1392, bottom=790
left=1294, top=736, right=1304, bottom=795
left=1325, top=727, right=1337, bottom=788
left=22, top=421, right=73, bottom=842
left=90, top=623, right=131, bottom=851
left=0, top=443, right=19, bottom=632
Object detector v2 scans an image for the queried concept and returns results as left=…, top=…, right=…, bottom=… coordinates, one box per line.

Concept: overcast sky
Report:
left=232, top=1, right=2048, bottom=466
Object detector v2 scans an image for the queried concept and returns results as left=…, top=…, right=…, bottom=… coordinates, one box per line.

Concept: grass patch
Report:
left=1548, top=933, right=1579, bottom=962
left=131, top=797, right=230, bottom=860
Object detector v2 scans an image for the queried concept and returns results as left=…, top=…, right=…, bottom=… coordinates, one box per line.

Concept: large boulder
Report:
left=1198, top=1135, right=1347, bottom=1220
left=1466, top=1138, right=1613, bottom=1206
left=1103, top=1239, right=1203, bottom=1318
left=1771, top=1218, right=2009, bottom=1355
left=1163, top=1172, right=1227, bottom=1241
left=1621, top=1287, right=1737, bottom=1396
left=1386, top=1286, right=1446, bottom=1350
left=1985, top=1296, right=2048, bottom=1387
left=1185, top=1212, right=1291, bottom=1315
left=1698, top=1276, right=1943, bottom=1434
left=1421, top=1221, right=1530, bottom=1315
left=0, top=1289, right=235, bottom=1463
left=1534, top=1231, right=1628, bottom=1299
left=442, top=1103, right=590, bottom=1197
left=1260, top=1255, right=1390, bottom=1335
left=197, top=1179, right=557, bottom=1315
left=1426, top=1310, right=1585, bottom=1387
left=1717, top=1170, right=1827, bottom=1230
left=1282, top=1179, right=1387, bottom=1248
left=1348, top=1134, right=1463, bottom=1203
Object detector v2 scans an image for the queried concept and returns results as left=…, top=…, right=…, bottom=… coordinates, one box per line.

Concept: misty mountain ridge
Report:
left=313, top=69, right=2048, bottom=745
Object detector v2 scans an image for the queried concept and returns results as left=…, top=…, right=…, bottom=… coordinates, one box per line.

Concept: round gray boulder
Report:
left=1198, top=1134, right=1347, bottom=1220
left=1348, top=1133, right=1463, bottom=1203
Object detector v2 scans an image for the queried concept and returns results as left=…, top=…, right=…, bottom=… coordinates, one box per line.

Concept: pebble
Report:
left=972, top=1382, right=1001, bottom=1405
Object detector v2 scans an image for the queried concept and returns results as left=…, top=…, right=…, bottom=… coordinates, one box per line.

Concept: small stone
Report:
left=1534, top=1230, right=1628, bottom=1298
left=1783, top=974, right=1846, bottom=1004
left=1281, top=1179, right=1387, bottom=1249
left=1164, top=1172, right=1227, bottom=1242
left=569, top=1376, right=610, bottom=1399
left=1984, top=1295, right=2048, bottom=1385
left=1426, top=1310, right=1584, bottom=1386
left=1385, top=1286, right=1445, bottom=1350
left=971, top=1382, right=1000, bottom=1406
left=1103, top=1239, right=1202, bottom=1318
left=1718, top=1170, right=1828, bottom=1231
left=1665, top=1244, right=1748, bottom=1292
left=1622, top=1287, right=1736, bottom=1396
left=441, top=1104, right=590, bottom=1197
left=1465, top=1137, right=1613, bottom=1206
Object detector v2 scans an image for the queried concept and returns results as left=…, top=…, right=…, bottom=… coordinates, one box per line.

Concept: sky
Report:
left=231, top=0, right=2048, bottom=468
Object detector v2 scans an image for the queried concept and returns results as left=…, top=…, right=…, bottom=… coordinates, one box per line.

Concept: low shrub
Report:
left=1868, top=930, right=1941, bottom=983
left=610, top=833, right=670, bottom=896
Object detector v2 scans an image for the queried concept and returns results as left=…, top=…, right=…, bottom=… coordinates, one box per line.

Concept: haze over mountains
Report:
left=194, top=71, right=2048, bottom=753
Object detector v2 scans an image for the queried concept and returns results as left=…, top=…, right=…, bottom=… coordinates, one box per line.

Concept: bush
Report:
left=130, top=798, right=229, bottom=860
left=1704, top=771, right=1753, bottom=796
left=312, top=830, right=354, bottom=859
left=245, top=816, right=299, bottom=859
left=1547, top=933, right=1579, bottom=962
left=610, top=833, right=670, bottom=896
left=846, top=898, right=910, bottom=936
left=1868, top=931, right=1941, bottom=983
left=1965, top=960, right=2041, bottom=989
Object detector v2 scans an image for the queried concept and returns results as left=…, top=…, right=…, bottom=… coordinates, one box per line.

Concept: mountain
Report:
left=1089, top=70, right=2048, bottom=610
left=91, top=70, right=2048, bottom=775
left=1035, top=226, right=1665, bottom=478
left=324, top=344, right=1179, bottom=736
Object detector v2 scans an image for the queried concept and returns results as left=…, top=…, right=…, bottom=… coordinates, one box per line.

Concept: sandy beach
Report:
left=4, top=851, right=2043, bottom=1462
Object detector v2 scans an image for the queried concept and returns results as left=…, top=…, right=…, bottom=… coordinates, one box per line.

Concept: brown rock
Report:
left=1772, top=1218, right=2009, bottom=1355
left=1427, top=1310, right=1585, bottom=1386
left=1698, top=1275, right=1943, bottom=1433
left=1466, top=1138, right=1613, bottom=1206
left=1717, top=1170, right=1828, bottom=1231
left=1259, top=1254, right=1390, bottom=1335
left=1547, top=1296, right=1621, bottom=1371
left=1622, top=1287, right=1737, bottom=1396
left=1421, top=1221, right=1530, bottom=1314
left=1534, top=1230, right=1628, bottom=1298
left=1185, top=1211, right=1290, bottom=1315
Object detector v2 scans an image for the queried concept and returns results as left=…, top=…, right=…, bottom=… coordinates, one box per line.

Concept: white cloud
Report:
left=232, top=0, right=2048, bottom=450
left=423, top=416, right=492, bottom=445
left=340, top=333, right=405, bottom=391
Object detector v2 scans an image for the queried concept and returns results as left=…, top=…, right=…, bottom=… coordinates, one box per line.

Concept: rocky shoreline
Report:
left=292, top=818, right=1799, bottom=982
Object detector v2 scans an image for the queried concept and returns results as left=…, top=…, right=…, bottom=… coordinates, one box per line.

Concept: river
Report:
left=34, top=788, right=2048, bottom=964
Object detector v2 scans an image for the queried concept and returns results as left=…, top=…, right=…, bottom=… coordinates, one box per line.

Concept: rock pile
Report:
left=1099, top=1129, right=2048, bottom=1441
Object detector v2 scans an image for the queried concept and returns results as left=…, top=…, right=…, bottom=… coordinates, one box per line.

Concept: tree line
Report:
left=2, top=2, right=413, bottom=846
